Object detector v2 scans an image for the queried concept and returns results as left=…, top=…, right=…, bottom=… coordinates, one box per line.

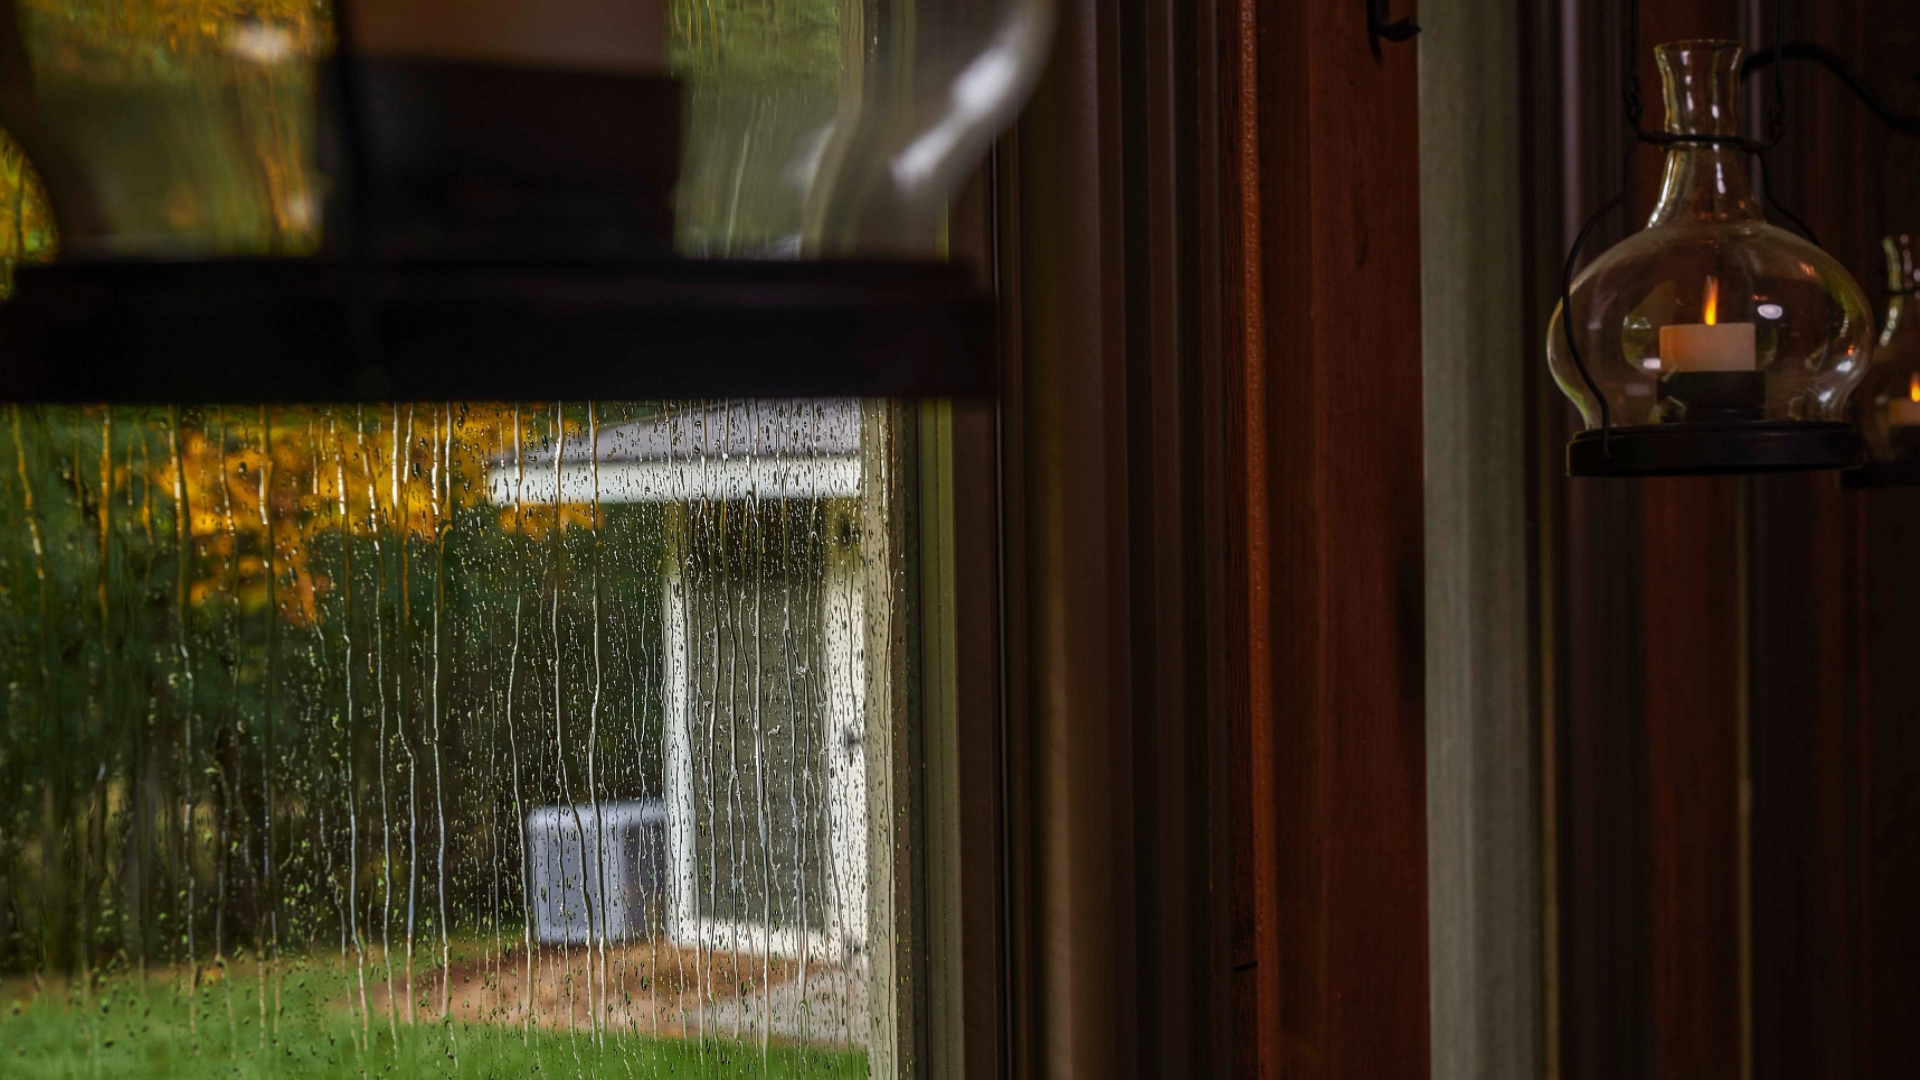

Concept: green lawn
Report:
left=1, top=976, right=866, bottom=1080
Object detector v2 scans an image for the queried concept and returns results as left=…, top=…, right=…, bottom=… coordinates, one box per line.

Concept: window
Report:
left=0, top=400, right=912, bottom=1076
left=0, top=0, right=1019, bottom=1070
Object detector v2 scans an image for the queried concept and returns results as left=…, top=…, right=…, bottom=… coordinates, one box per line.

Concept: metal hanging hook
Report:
left=1367, top=0, right=1420, bottom=46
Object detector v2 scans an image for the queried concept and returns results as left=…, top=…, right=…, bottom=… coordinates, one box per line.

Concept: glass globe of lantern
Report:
left=0, top=0, right=1053, bottom=262
left=1855, top=234, right=1920, bottom=463
left=0, top=1, right=332, bottom=257
left=797, top=0, right=1054, bottom=256
left=1546, top=40, right=1874, bottom=476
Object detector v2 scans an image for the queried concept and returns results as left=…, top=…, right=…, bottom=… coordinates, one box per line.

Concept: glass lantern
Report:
left=1856, top=234, right=1920, bottom=465
left=1546, top=40, right=1875, bottom=476
left=0, top=0, right=1053, bottom=263
left=0, top=0, right=331, bottom=257
left=797, top=0, right=1054, bottom=256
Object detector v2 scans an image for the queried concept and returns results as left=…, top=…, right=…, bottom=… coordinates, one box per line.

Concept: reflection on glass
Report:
left=668, top=0, right=1051, bottom=257
left=7, top=0, right=327, bottom=255
left=0, top=0, right=1048, bottom=261
left=0, top=400, right=899, bottom=1077
left=0, top=125, right=56, bottom=297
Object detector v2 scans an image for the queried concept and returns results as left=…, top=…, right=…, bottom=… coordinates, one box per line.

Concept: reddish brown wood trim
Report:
left=1002, top=0, right=1429, bottom=1072
left=1221, top=0, right=1274, bottom=1074
left=1232, top=0, right=1430, bottom=1076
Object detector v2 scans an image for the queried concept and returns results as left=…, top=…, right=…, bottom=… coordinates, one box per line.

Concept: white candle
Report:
left=1890, top=374, right=1920, bottom=427
left=1658, top=321, right=1757, bottom=372
left=1657, top=276, right=1757, bottom=372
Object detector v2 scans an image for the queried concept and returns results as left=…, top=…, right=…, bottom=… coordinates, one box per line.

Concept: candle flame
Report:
left=1703, top=276, right=1719, bottom=326
left=1909, top=372, right=1919, bottom=403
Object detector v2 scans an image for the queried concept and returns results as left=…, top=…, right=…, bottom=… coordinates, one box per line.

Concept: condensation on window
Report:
left=0, top=399, right=904, bottom=1078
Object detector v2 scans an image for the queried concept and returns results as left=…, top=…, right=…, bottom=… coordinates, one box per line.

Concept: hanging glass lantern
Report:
left=0, top=0, right=1050, bottom=400
left=1547, top=40, right=1874, bottom=476
left=1854, top=235, right=1920, bottom=472
left=0, top=0, right=332, bottom=257
left=0, top=0, right=1052, bottom=264
left=798, top=0, right=1054, bottom=255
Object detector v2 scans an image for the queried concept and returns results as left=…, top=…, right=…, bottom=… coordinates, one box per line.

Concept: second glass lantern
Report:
left=1547, top=40, right=1875, bottom=476
left=1851, top=234, right=1920, bottom=483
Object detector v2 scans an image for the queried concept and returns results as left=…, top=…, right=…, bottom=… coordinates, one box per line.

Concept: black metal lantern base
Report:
left=1567, top=421, right=1865, bottom=477
left=1842, top=456, right=1920, bottom=489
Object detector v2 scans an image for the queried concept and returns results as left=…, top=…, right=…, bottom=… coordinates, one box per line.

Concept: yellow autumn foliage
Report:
left=0, top=129, right=58, bottom=298
left=165, top=405, right=600, bottom=628
left=18, top=0, right=332, bottom=68
left=0, top=5, right=608, bottom=628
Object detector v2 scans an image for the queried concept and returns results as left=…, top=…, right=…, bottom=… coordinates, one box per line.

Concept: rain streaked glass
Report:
left=0, top=400, right=904, bottom=1078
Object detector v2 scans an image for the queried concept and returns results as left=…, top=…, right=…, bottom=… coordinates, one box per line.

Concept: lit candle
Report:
left=1890, top=373, right=1920, bottom=428
left=1658, top=277, right=1757, bottom=372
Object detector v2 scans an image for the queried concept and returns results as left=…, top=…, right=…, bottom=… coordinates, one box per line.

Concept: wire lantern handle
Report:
left=1743, top=43, right=1920, bottom=138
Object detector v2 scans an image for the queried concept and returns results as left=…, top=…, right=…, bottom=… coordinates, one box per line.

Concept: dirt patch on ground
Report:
left=349, top=942, right=867, bottom=1048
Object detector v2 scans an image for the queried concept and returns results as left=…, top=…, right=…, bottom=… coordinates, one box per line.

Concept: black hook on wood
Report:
left=1368, top=0, right=1421, bottom=47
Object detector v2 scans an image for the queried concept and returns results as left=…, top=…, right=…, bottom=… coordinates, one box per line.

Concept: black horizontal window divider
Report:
left=0, top=257, right=994, bottom=403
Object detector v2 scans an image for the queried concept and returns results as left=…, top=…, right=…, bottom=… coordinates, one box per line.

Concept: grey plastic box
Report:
left=525, top=800, right=668, bottom=945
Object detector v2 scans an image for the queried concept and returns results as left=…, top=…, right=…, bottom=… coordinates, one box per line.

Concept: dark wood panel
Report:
left=1858, top=488, right=1920, bottom=1078
left=1544, top=3, right=1656, bottom=1078
left=1553, top=6, right=1748, bottom=1080
left=1544, top=1, right=1920, bottom=1078
left=1745, top=2, right=1919, bottom=1078
left=1833, top=4, right=1920, bottom=1075
left=1555, top=476, right=1653, bottom=1080
left=1641, top=477, right=1744, bottom=1080
left=1749, top=472, right=1863, bottom=1080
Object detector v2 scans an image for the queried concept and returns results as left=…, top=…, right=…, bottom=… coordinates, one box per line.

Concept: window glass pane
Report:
left=0, top=400, right=905, bottom=1078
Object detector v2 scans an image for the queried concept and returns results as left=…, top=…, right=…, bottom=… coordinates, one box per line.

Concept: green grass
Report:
left=1, top=975, right=866, bottom=1080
